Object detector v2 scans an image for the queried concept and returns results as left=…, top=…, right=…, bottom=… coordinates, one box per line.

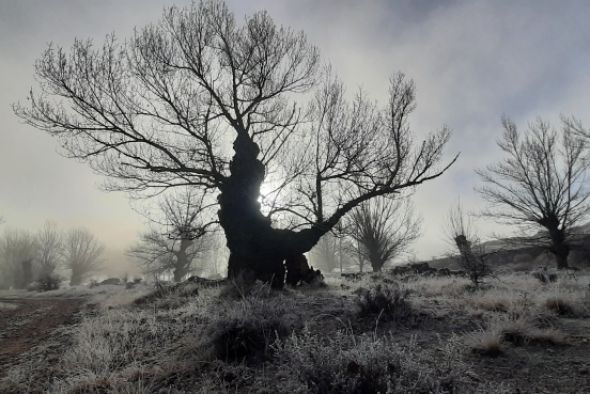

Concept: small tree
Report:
left=63, top=228, right=104, bottom=285
left=0, top=229, right=38, bottom=289
left=130, top=189, right=214, bottom=282
left=447, top=202, right=489, bottom=286
left=477, top=117, right=590, bottom=269
left=35, top=221, right=63, bottom=278
left=348, top=197, right=421, bottom=272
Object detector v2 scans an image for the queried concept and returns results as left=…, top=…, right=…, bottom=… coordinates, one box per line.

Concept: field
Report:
left=0, top=271, right=589, bottom=394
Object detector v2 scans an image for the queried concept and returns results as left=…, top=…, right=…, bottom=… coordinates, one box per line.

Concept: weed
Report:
left=356, top=283, right=412, bottom=322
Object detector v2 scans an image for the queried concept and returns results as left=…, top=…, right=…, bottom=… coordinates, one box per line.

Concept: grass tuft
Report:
left=355, top=283, right=412, bottom=323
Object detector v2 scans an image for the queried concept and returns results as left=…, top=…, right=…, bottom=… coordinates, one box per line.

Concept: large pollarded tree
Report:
left=15, top=0, right=456, bottom=287
left=478, top=117, right=590, bottom=269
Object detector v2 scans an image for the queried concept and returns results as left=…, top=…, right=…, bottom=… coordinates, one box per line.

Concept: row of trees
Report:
left=0, top=222, right=104, bottom=289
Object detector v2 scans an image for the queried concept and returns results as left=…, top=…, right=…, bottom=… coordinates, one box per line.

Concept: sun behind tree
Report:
left=14, top=0, right=456, bottom=288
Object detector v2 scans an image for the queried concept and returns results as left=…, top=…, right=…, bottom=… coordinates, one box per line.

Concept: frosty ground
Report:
left=0, top=270, right=589, bottom=394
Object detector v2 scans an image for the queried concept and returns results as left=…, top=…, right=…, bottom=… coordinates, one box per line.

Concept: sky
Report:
left=1, top=0, right=590, bottom=273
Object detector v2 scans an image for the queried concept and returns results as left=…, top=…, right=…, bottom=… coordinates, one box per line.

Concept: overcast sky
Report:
left=1, top=0, right=590, bottom=272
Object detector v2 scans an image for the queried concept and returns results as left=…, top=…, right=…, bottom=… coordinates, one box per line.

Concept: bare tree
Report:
left=477, top=117, right=590, bottom=269
left=63, top=228, right=104, bottom=285
left=130, top=189, right=214, bottom=282
left=347, top=197, right=421, bottom=272
left=447, top=202, right=489, bottom=286
left=15, top=0, right=456, bottom=287
left=35, top=221, right=63, bottom=278
left=0, top=229, right=38, bottom=289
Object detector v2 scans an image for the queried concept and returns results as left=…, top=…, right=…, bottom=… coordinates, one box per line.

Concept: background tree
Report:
left=477, top=117, right=590, bottom=269
left=447, top=202, right=489, bottom=286
left=35, top=221, right=63, bottom=278
left=63, top=228, right=104, bottom=285
left=15, top=0, right=456, bottom=287
left=347, top=197, right=421, bottom=272
left=130, top=189, right=214, bottom=282
left=309, top=233, right=341, bottom=273
left=0, top=229, right=38, bottom=289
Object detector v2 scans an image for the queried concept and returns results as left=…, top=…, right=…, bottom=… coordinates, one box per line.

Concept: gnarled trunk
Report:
left=172, top=238, right=192, bottom=282
left=548, top=227, right=570, bottom=270
left=218, top=132, right=323, bottom=288
left=370, top=261, right=383, bottom=272
left=70, top=270, right=82, bottom=286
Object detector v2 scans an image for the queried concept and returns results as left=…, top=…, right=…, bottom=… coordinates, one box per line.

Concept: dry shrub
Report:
left=31, top=273, right=61, bottom=292
left=464, top=329, right=504, bottom=357
left=404, top=276, right=471, bottom=299
left=543, top=297, right=577, bottom=316
left=274, top=331, right=468, bottom=394
left=203, top=295, right=301, bottom=364
left=208, top=312, right=289, bottom=364
left=532, top=270, right=558, bottom=284
left=356, top=283, right=412, bottom=322
left=67, top=377, right=113, bottom=394
left=219, top=279, right=275, bottom=300
left=133, top=277, right=209, bottom=309
left=465, top=316, right=567, bottom=357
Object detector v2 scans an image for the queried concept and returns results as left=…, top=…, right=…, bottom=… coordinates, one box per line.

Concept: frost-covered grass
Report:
left=0, top=301, right=17, bottom=310
left=1, top=270, right=589, bottom=393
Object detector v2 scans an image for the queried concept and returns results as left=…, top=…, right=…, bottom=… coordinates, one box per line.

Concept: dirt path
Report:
left=0, top=297, right=85, bottom=377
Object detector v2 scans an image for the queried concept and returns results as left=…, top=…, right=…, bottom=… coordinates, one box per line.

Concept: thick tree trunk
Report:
left=548, top=227, right=570, bottom=270
left=218, top=132, right=322, bottom=288
left=70, top=270, right=82, bottom=286
left=173, top=266, right=187, bottom=282
left=173, top=239, right=192, bottom=282
left=554, top=251, right=569, bottom=270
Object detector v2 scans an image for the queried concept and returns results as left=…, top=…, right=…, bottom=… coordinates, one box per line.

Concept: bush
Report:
left=28, top=274, right=61, bottom=292
left=204, top=296, right=300, bottom=364
left=544, top=297, right=576, bottom=316
left=356, top=283, right=412, bottom=322
left=275, top=331, right=466, bottom=394
left=532, top=269, right=558, bottom=284
left=465, top=329, right=504, bottom=357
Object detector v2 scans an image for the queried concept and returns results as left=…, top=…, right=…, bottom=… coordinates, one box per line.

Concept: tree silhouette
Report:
left=35, top=221, right=63, bottom=278
left=447, top=202, right=489, bottom=285
left=64, top=228, right=104, bottom=285
left=0, top=229, right=37, bottom=289
left=130, top=189, right=214, bottom=282
left=15, top=0, right=456, bottom=287
left=348, top=197, right=420, bottom=272
left=477, top=117, right=590, bottom=269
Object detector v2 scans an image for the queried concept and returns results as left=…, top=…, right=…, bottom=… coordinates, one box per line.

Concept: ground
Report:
left=0, top=296, right=84, bottom=376
left=0, top=271, right=589, bottom=393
